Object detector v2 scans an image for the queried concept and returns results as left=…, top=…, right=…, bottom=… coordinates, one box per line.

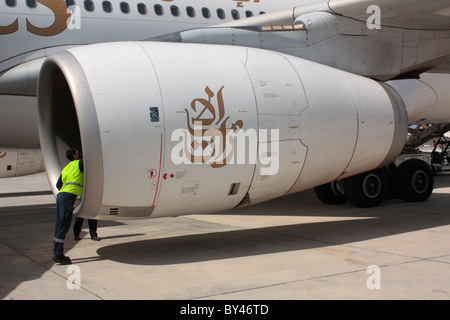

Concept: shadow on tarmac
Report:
left=1, top=175, right=450, bottom=298
left=97, top=191, right=450, bottom=266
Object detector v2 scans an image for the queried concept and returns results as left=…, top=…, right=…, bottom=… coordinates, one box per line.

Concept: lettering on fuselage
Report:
left=233, top=0, right=260, bottom=8
left=162, top=0, right=261, bottom=8
left=1, top=0, right=263, bottom=37
left=0, top=0, right=71, bottom=36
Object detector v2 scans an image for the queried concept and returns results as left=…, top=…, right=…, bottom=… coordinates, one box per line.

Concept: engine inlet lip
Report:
left=37, top=50, right=104, bottom=219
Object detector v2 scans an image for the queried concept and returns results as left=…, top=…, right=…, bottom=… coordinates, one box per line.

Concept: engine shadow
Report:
left=97, top=191, right=450, bottom=266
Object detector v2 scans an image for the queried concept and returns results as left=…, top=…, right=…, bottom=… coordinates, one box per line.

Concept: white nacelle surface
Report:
left=387, top=73, right=450, bottom=124
left=37, top=42, right=407, bottom=220
left=0, top=148, right=44, bottom=178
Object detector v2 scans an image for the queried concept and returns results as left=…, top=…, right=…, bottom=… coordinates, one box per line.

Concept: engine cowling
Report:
left=0, top=149, right=45, bottom=178
left=37, top=42, right=407, bottom=220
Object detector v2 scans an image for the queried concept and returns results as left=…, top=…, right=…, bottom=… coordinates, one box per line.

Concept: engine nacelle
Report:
left=37, top=42, right=407, bottom=220
left=387, top=73, right=450, bottom=124
left=0, top=148, right=45, bottom=178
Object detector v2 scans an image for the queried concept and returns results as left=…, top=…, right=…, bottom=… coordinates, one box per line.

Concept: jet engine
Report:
left=37, top=42, right=407, bottom=219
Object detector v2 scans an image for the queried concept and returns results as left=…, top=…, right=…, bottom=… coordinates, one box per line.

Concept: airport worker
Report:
left=52, top=148, right=84, bottom=265
left=73, top=217, right=100, bottom=241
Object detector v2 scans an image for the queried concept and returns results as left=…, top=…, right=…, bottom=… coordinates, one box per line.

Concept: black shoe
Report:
left=91, top=235, right=101, bottom=241
left=52, top=254, right=72, bottom=265
left=74, top=235, right=81, bottom=241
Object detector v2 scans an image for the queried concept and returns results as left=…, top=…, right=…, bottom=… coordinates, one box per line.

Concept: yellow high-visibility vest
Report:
left=59, top=160, right=84, bottom=197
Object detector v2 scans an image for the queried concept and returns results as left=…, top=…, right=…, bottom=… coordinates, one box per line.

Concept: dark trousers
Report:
left=53, top=192, right=77, bottom=256
left=73, top=218, right=97, bottom=238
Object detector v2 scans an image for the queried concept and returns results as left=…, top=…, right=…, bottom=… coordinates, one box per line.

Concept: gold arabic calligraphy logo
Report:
left=183, top=86, right=243, bottom=168
left=233, top=0, right=260, bottom=8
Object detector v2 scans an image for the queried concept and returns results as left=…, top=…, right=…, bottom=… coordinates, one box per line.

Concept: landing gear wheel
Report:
left=397, top=159, right=434, bottom=202
left=314, top=181, right=347, bottom=205
left=343, top=169, right=388, bottom=208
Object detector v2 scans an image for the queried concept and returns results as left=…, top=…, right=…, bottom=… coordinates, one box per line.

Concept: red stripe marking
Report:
left=152, top=133, right=163, bottom=208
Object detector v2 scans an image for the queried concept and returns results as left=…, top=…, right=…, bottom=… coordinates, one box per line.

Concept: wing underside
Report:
left=328, top=0, right=450, bottom=30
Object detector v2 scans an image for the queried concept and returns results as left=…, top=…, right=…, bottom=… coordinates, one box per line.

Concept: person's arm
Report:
left=79, top=159, right=84, bottom=173
left=56, top=175, right=63, bottom=190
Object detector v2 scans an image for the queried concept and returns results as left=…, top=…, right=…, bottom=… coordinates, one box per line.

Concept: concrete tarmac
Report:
left=1, top=172, right=450, bottom=300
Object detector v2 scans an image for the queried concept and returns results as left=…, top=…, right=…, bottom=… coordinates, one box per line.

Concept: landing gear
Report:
left=314, top=181, right=347, bottom=205
left=397, top=159, right=434, bottom=202
left=314, top=159, right=434, bottom=208
left=343, top=169, right=388, bottom=208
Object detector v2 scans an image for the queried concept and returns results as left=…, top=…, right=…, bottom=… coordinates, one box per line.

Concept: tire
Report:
left=343, top=169, right=388, bottom=208
left=314, top=181, right=347, bottom=205
left=397, top=159, right=434, bottom=202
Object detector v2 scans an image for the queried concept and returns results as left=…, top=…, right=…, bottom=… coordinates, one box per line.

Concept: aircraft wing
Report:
left=215, top=0, right=450, bottom=30
left=328, top=0, right=450, bottom=76
left=151, top=0, right=450, bottom=79
left=328, top=0, right=450, bottom=30
left=427, top=62, right=450, bottom=74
